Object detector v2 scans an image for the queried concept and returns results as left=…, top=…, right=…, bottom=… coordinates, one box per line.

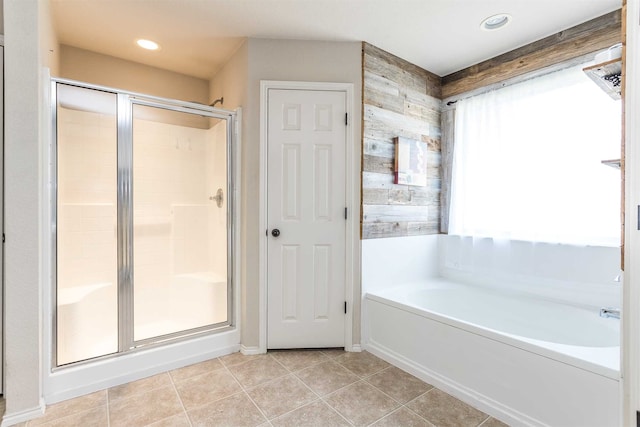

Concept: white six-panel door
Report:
left=267, top=88, right=346, bottom=348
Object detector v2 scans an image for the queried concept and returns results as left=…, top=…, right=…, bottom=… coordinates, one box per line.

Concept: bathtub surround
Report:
left=361, top=43, right=442, bottom=239
left=440, top=235, right=622, bottom=308
left=361, top=234, right=622, bottom=303
left=361, top=234, right=440, bottom=294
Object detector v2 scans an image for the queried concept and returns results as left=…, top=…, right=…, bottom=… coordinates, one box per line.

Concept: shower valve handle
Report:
left=271, top=229, right=280, bottom=237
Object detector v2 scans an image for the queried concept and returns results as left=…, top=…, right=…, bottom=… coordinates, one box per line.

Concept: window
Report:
left=448, top=63, right=621, bottom=246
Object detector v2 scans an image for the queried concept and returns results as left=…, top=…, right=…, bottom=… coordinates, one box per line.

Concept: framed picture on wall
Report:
left=394, top=136, right=427, bottom=186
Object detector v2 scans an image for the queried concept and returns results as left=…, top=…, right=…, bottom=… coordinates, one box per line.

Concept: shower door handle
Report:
left=271, top=229, right=280, bottom=237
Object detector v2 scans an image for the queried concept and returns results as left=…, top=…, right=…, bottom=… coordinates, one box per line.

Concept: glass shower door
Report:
left=131, top=103, right=229, bottom=342
left=55, top=83, right=118, bottom=365
left=54, top=79, right=234, bottom=367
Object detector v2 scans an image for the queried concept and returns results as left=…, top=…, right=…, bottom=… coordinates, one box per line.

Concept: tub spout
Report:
left=600, top=307, right=620, bottom=319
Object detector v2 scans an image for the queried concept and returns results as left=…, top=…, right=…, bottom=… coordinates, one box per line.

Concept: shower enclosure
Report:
left=53, top=80, right=234, bottom=366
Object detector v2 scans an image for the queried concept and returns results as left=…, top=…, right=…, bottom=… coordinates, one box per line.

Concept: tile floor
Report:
left=11, top=350, right=509, bottom=427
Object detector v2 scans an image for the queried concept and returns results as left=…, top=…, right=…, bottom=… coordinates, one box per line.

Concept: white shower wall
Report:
left=206, top=119, right=228, bottom=281
left=57, top=106, right=118, bottom=365
left=57, top=107, right=117, bottom=293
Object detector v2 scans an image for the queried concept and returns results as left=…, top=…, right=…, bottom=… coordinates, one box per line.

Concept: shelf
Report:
left=601, top=159, right=621, bottom=169
left=583, top=59, right=622, bottom=100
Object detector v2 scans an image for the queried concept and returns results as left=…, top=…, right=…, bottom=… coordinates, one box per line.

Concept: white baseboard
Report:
left=1, top=399, right=45, bottom=427
left=365, top=341, right=540, bottom=427
left=349, top=344, right=362, bottom=352
left=240, top=345, right=265, bottom=355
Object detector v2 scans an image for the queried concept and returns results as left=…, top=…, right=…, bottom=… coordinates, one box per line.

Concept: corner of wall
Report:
left=40, top=0, right=60, bottom=76
left=4, top=0, right=46, bottom=419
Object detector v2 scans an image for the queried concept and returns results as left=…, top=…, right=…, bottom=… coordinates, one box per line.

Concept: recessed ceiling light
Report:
left=481, top=13, right=512, bottom=31
left=136, top=39, right=160, bottom=50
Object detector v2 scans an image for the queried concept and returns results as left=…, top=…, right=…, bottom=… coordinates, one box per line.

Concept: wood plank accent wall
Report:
left=442, top=10, right=622, bottom=99
left=361, top=43, right=442, bottom=239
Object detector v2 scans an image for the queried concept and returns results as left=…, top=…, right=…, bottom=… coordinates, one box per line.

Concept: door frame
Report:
left=258, top=81, right=359, bottom=353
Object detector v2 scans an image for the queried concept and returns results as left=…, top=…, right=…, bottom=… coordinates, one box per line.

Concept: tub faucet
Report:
left=600, top=307, right=620, bottom=319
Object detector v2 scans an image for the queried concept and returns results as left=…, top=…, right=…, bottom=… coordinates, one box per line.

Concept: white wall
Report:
left=59, top=45, right=209, bottom=103
left=361, top=235, right=440, bottom=294
left=361, top=234, right=621, bottom=309
left=208, top=41, right=248, bottom=113
left=3, top=0, right=56, bottom=422
left=440, top=235, right=622, bottom=308
left=208, top=41, right=250, bottom=346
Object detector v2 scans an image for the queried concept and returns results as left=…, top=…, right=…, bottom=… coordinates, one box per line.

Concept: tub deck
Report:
left=368, top=278, right=620, bottom=379
left=364, top=278, right=620, bottom=427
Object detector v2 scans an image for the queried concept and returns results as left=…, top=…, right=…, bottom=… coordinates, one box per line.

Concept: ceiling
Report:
left=51, top=0, right=621, bottom=81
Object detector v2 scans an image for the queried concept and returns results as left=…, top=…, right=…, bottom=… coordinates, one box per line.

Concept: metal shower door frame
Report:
left=51, top=78, right=236, bottom=368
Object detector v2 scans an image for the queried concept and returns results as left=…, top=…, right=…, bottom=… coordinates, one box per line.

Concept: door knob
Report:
left=271, top=229, right=280, bottom=237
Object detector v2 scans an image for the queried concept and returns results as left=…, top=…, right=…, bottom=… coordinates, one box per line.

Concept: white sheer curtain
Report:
left=449, top=64, right=621, bottom=246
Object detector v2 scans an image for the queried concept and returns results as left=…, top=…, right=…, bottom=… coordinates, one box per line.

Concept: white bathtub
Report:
left=364, top=278, right=620, bottom=427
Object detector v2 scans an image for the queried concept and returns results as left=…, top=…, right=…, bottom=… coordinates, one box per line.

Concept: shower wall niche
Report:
left=54, top=81, right=234, bottom=366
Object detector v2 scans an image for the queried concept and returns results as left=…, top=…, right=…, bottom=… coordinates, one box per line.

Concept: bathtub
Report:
left=364, top=278, right=620, bottom=427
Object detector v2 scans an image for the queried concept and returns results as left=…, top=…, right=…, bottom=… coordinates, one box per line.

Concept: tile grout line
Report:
left=364, top=408, right=398, bottom=427
left=401, top=387, right=474, bottom=427
left=317, top=359, right=437, bottom=427
left=243, top=354, right=316, bottom=424
left=476, top=414, right=492, bottom=427
left=263, top=397, right=321, bottom=425
left=363, top=358, right=493, bottom=426
left=223, top=355, right=279, bottom=392
left=107, top=372, right=173, bottom=404
left=323, top=400, right=356, bottom=426
left=220, top=356, right=271, bottom=424
left=402, top=386, right=436, bottom=408
left=317, top=378, right=401, bottom=427
left=105, top=389, right=111, bottom=427
left=181, top=389, right=247, bottom=414
left=259, top=351, right=354, bottom=426
left=242, top=389, right=271, bottom=424
left=168, top=356, right=269, bottom=423
left=281, top=358, right=357, bottom=425
left=317, top=377, right=367, bottom=404
left=167, top=370, right=193, bottom=427
left=264, top=369, right=325, bottom=425
left=269, top=355, right=332, bottom=374
left=401, top=400, right=437, bottom=427
left=345, top=379, right=403, bottom=426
